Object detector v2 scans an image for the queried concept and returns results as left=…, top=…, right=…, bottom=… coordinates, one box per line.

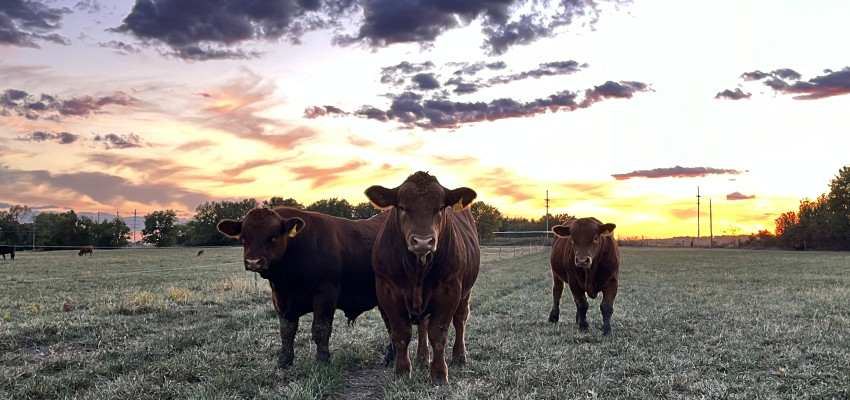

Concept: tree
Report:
left=34, top=210, right=93, bottom=249
left=264, top=196, right=303, bottom=209
left=142, top=210, right=178, bottom=247
left=91, top=217, right=131, bottom=247
left=0, top=205, right=30, bottom=246
left=187, top=199, right=258, bottom=245
left=307, top=198, right=354, bottom=218
left=470, top=201, right=502, bottom=244
left=352, top=202, right=381, bottom=219
left=827, top=165, right=850, bottom=249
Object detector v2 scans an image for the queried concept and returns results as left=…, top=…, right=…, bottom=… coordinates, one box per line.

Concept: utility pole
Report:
left=696, top=186, right=701, bottom=247
left=133, top=209, right=137, bottom=244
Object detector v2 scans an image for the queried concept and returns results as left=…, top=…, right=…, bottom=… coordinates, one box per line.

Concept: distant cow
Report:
left=0, top=245, right=15, bottom=260
left=78, top=246, right=93, bottom=256
left=217, top=207, right=391, bottom=368
left=197, top=250, right=205, bottom=256
left=549, top=217, right=620, bottom=335
left=365, top=171, right=480, bottom=385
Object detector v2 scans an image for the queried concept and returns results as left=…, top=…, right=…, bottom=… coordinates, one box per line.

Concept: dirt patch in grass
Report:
left=332, top=364, right=390, bottom=400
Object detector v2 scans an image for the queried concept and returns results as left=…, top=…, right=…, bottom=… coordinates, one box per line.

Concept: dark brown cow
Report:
left=197, top=250, right=205, bottom=256
left=78, top=245, right=93, bottom=256
left=549, top=217, right=620, bottom=335
left=365, top=171, right=480, bottom=385
left=0, top=245, right=15, bottom=260
left=217, top=207, right=391, bottom=368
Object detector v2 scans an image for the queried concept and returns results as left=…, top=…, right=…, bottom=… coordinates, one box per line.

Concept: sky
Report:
left=2, top=0, right=850, bottom=239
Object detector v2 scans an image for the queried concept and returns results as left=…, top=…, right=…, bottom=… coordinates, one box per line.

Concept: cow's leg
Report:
left=378, top=306, right=396, bottom=367
left=427, top=314, right=452, bottom=385
left=278, top=317, right=299, bottom=368
left=600, top=283, right=618, bottom=336
left=389, top=318, right=413, bottom=378
left=414, top=318, right=430, bottom=368
left=549, top=276, right=565, bottom=323
left=311, top=296, right=337, bottom=364
left=450, top=293, right=471, bottom=366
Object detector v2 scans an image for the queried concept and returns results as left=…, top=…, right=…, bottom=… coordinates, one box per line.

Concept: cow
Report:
left=365, top=171, right=481, bottom=385
left=216, top=206, right=392, bottom=369
left=197, top=250, right=205, bottom=256
left=549, top=217, right=620, bottom=335
left=78, top=245, right=93, bottom=256
left=0, top=245, right=15, bottom=260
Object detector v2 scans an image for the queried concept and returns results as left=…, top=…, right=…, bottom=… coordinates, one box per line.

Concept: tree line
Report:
left=0, top=196, right=569, bottom=249
left=748, top=165, right=850, bottom=250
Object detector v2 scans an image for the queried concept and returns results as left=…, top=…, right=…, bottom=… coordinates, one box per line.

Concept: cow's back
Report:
left=271, top=208, right=386, bottom=319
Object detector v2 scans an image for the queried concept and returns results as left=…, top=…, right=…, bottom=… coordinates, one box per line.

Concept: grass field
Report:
left=1, top=246, right=848, bottom=399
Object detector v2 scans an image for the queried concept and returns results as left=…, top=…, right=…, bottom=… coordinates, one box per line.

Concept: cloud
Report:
left=727, top=192, right=755, bottom=201
left=0, top=0, right=71, bottom=48
left=338, top=80, right=651, bottom=129
left=114, top=0, right=629, bottom=60
left=290, top=159, right=371, bottom=189
left=0, top=167, right=210, bottom=211
left=303, top=105, right=346, bottom=118
left=98, top=40, right=142, bottom=54
left=173, top=139, right=216, bottom=152
left=714, top=88, right=751, bottom=100
left=114, top=0, right=331, bottom=60
left=611, top=166, right=745, bottom=180
left=93, top=133, right=151, bottom=149
left=733, top=67, right=850, bottom=100
left=193, top=69, right=316, bottom=148
left=0, top=89, right=142, bottom=120
left=15, top=131, right=79, bottom=144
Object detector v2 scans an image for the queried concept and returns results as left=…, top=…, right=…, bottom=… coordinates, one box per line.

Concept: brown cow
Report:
left=197, top=250, right=205, bottom=256
left=0, top=245, right=15, bottom=260
left=365, top=171, right=480, bottom=385
left=217, top=207, right=391, bottom=368
left=549, top=217, right=620, bottom=335
left=78, top=245, right=93, bottom=256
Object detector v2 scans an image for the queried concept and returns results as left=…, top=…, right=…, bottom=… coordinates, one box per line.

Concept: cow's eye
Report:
left=397, top=205, right=406, bottom=212
left=593, top=235, right=599, bottom=243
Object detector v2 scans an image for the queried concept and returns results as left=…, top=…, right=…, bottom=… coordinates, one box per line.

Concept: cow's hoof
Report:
left=548, top=311, right=559, bottom=323
left=578, top=323, right=589, bottom=332
left=316, top=352, right=331, bottom=364
left=431, top=376, right=449, bottom=386
left=277, top=355, right=294, bottom=369
left=450, top=357, right=466, bottom=366
left=602, top=328, right=612, bottom=336
left=382, top=345, right=397, bottom=367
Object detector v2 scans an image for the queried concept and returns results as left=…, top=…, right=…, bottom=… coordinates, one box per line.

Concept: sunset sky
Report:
left=2, top=0, right=850, bottom=239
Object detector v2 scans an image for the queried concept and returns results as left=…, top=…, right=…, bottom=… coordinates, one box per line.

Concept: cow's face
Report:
left=366, top=172, right=476, bottom=262
left=217, top=208, right=305, bottom=274
left=553, top=218, right=616, bottom=269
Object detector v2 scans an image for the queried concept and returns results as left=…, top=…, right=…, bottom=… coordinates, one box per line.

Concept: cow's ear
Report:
left=365, top=185, right=397, bottom=210
left=281, top=217, right=306, bottom=238
left=553, top=225, right=570, bottom=237
left=599, top=223, right=616, bottom=236
left=446, top=187, right=477, bottom=210
left=217, top=219, right=242, bottom=238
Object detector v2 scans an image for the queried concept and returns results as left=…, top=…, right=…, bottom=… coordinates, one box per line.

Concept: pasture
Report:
left=1, top=246, right=848, bottom=399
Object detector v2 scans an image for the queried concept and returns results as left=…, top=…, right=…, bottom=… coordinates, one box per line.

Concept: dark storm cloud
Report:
left=727, top=192, right=755, bottom=201
left=0, top=89, right=142, bottom=120
left=115, top=0, right=629, bottom=60
left=611, top=166, right=745, bottom=180
left=15, top=131, right=79, bottom=144
left=93, top=133, right=150, bottom=149
left=0, top=0, right=71, bottom=48
left=313, top=80, right=650, bottom=129
left=731, top=67, right=850, bottom=100
left=114, top=0, right=333, bottom=60
left=714, top=88, right=751, bottom=100
left=412, top=73, right=441, bottom=90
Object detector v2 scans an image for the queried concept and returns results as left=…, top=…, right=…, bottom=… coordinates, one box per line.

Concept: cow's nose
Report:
left=409, top=235, right=436, bottom=254
left=244, top=258, right=265, bottom=272
left=575, top=256, right=592, bottom=267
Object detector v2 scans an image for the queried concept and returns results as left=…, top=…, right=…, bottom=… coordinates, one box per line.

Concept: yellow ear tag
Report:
left=602, top=230, right=613, bottom=237
left=288, top=225, right=298, bottom=238
left=452, top=198, right=464, bottom=211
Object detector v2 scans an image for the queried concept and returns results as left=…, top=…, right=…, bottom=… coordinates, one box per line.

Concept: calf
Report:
left=366, top=171, right=480, bottom=385
left=217, top=207, right=391, bottom=368
left=0, top=245, right=15, bottom=260
left=549, top=217, right=620, bottom=335
left=78, top=245, right=93, bottom=256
